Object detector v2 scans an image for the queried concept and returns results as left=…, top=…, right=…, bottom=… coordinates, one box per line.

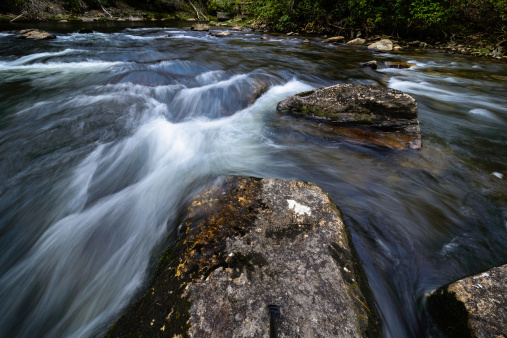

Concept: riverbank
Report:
left=1, top=10, right=505, bottom=61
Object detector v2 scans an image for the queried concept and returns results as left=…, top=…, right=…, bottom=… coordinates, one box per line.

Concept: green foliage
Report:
left=246, top=0, right=506, bottom=37
left=64, top=0, right=81, bottom=13
left=207, top=0, right=236, bottom=13
left=409, top=0, right=453, bottom=30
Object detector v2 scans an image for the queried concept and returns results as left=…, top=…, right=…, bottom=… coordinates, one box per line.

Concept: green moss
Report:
left=427, top=289, right=472, bottom=338
left=297, top=90, right=315, bottom=97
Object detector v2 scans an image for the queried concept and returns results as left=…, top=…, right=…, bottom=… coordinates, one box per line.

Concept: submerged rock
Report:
left=385, top=61, right=416, bottom=69
left=191, top=24, right=210, bottom=31
left=427, top=264, right=507, bottom=337
left=16, top=29, right=56, bottom=40
left=211, top=30, right=231, bottom=37
left=347, top=38, right=366, bottom=45
left=78, top=28, right=93, bottom=34
left=368, top=39, right=393, bottom=51
left=276, top=84, right=421, bottom=149
left=106, top=176, right=381, bottom=337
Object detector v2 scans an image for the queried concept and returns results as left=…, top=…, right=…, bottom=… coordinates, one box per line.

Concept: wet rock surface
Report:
left=427, top=264, right=507, bottom=338
left=106, top=176, right=381, bottom=337
left=276, top=84, right=422, bottom=149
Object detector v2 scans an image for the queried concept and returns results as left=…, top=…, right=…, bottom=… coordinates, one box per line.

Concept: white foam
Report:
left=388, top=78, right=507, bottom=112
left=469, top=108, right=496, bottom=119
left=492, top=172, right=503, bottom=179
left=0, top=49, right=77, bottom=66
left=0, top=60, right=122, bottom=71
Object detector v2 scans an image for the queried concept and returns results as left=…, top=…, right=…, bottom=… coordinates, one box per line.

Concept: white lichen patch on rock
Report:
left=287, top=199, right=312, bottom=216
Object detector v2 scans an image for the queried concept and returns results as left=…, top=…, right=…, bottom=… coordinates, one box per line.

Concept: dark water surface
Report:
left=1, top=21, right=506, bottom=337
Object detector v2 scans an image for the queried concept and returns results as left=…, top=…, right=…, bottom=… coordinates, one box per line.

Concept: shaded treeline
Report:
left=2, top=0, right=506, bottom=39
left=242, top=0, right=506, bottom=38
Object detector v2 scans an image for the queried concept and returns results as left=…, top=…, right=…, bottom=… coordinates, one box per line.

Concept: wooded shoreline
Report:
left=1, top=0, right=506, bottom=57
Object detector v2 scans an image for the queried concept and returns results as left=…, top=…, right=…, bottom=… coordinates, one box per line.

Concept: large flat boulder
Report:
left=427, top=264, right=507, bottom=337
left=106, top=176, right=381, bottom=337
left=276, top=84, right=421, bottom=149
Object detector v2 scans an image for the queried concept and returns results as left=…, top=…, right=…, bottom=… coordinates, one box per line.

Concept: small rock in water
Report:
left=360, top=60, right=378, bottom=69
left=78, top=29, right=93, bottom=34
left=191, top=24, right=210, bottom=31
left=16, top=29, right=56, bottom=40
left=368, top=39, right=393, bottom=51
left=386, top=61, right=416, bottom=69
left=211, top=30, right=231, bottom=37
left=302, top=39, right=310, bottom=43
left=346, top=38, right=366, bottom=45
left=492, top=172, right=503, bottom=179
left=324, top=36, right=345, bottom=43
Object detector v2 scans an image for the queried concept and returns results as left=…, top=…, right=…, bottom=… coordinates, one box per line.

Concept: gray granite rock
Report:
left=106, top=176, right=382, bottom=337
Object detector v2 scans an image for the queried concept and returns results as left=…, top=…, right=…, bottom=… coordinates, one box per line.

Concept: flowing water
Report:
left=0, top=21, right=506, bottom=337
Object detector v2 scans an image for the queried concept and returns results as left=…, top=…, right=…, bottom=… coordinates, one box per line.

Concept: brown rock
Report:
left=105, top=176, right=382, bottom=337
left=211, top=30, right=231, bottom=37
left=17, top=29, right=56, bottom=40
left=231, top=26, right=243, bottom=31
left=191, top=24, right=210, bottom=31
left=276, top=84, right=422, bottom=149
left=324, top=36, right=345, bottom=43
left=360, top=60, right=378, bottom=70
left=347, top=38, right=366, bottom=45
left=385, top=61, right=416, bottom=69
left=427, top=264, right=507, bottom=337
left=368, top=39, right=393, bottom=51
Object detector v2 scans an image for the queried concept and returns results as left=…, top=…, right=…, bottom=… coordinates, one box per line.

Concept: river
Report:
left=0, top=21, right=506, bottom=337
